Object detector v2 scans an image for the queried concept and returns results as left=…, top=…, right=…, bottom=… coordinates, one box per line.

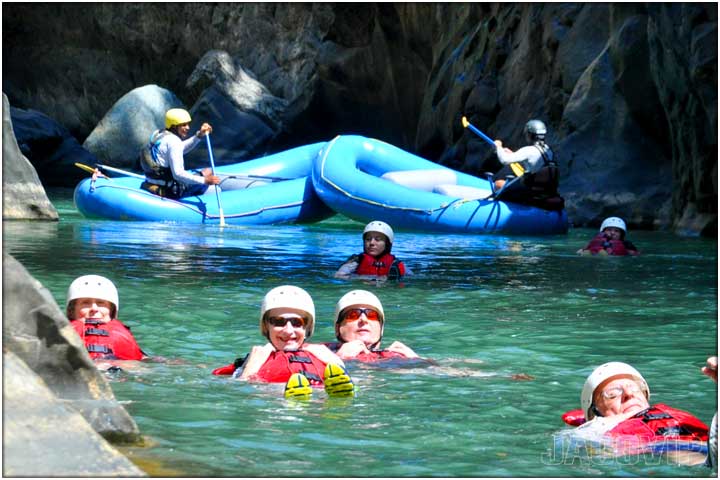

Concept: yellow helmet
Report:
left=165, top=108, right=192, bottom=129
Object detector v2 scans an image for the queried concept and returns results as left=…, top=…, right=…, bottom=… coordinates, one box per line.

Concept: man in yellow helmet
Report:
left=140, top=108, right=221, bottom=198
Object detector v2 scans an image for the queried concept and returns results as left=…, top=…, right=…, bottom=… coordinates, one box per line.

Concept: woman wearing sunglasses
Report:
left=326, top=290, right=419, bottom=362
left=561, top=361, right=710, bottom=464
left=212, top=286, right=353, bottom=397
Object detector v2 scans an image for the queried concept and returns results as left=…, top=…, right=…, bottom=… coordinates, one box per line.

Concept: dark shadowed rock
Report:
left=82, top=84, right=184, bottom=169
left=8, top=104, right=99, bottom=189
left=184, top=85, right=278, bottom=168
left=2, top=252, right=140, bottom=442
left=2, top=94, right=58, bottom=220
left=3, top=351, right=146, bottom=477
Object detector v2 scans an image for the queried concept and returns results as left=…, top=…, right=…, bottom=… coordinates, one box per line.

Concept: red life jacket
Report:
left=213, top=350, right=328, bottom=386
left=584, top=233, right=630, bottom=256
left=70, top=318, right=145, bottom=361
left=355, top=253, right=406, bottom=278
left=608, top=404, right=708, bottom=443
left=324, top=342, right=410, bottom=363
left=562, top=404, right=709, bottom=443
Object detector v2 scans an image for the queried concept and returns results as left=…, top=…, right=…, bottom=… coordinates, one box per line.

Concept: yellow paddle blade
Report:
left=510, top=163, right=525, bottom=177
left=461, top=116, right=469, bottom=128
left=74, top=162, right=96, bottom=174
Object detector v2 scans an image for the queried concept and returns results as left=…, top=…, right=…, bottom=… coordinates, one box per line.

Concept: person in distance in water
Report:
left=335, top=221, right=410, bottom=281
left=577, top=216, right=639, bottom=256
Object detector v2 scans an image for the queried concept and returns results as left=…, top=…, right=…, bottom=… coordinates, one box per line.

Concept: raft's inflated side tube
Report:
left=74, top=142, right=334, bottom=225
left=311, top=135, right=568, bottom=235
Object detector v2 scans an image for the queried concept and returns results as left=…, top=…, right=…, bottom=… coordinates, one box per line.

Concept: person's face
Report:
left=175, top=122, right=191, bottom=139
left=603, top=227, right=624, bottom=240
left=363, top=233, right=388, bottom=257
left=71, top=297, right=114, bottom=323
left=337, top=305, right=383, bottom=347
left=265, top=308, right=308, bottom=351
left=593, top=375, right=649, bottom=418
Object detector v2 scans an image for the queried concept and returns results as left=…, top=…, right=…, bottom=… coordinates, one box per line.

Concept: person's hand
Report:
left=702, top=356, right=717, bottom=383
left=204, top=175, right=221, bottom=185
left=195, top=123, right=213, bottom=138
left=336, top=340, right=370, bottom=359
left=385, top=341, right=419, bottom=359
left=577, top=248, right=591, bottom=255
left=494, top=140, right=503, bottom=149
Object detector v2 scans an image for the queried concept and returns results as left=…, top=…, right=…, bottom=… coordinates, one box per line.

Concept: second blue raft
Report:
left=312, top=135, right=568, bottom=235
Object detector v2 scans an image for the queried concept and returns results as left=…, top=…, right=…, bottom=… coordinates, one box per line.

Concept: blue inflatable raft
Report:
left=74, top=142, right=334, bottom=225
left=312, top=135, right=568, bottom=234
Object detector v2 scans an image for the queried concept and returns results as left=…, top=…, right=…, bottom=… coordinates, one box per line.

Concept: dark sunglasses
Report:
left=266, top=316, right=306, bottom=328
left=342, top=308, right=380, bottom=322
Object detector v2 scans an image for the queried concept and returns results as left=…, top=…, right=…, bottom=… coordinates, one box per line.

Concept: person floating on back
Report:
left=335, top=221, right=410, bottom=281
left=492, top=119, right=563, bottom=211
left=66, top=275, right=146, bottom=361
left=140, top=108, right=221, bottom=199
left=325, top=290, right=420, bottom=362
left=561, top=361, right=709, bottom=464
left=212, top=285, right=354, bottom=398
left=577, top=217, right=639, bottom=256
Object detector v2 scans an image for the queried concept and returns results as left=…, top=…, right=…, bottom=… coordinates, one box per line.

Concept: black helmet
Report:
left=524, top=119, right=547, bottom=140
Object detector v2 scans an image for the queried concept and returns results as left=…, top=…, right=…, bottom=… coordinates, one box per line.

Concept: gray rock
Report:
left=187, top=49, right=288, bottom=130
left=83, top=84, right=184, bottom=169
left=2, top=252, right=140, bottom=442
left=3, top=351, right=146, bottom=477
left=1, top=93, right=58, bottom=220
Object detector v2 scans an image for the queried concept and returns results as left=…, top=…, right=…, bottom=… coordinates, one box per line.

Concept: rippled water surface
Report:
left=3, top=190, right=717, bottom=477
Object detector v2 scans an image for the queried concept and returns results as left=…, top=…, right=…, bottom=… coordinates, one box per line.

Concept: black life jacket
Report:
left=523, top=142, right=559, bottom=194
left=140, top=130, right=174, bottom=183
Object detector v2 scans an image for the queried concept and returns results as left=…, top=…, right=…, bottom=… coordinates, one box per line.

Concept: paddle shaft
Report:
left=205, top=134, right=226, bottom=226
left=462, top=117, right=496, bottom=148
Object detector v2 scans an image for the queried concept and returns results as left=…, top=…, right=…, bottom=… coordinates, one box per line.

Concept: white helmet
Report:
left=363, top=220, right=394, bottom=244
left=260, top=285, right=315, bottom=339
left=581, top=362, right=649, bottom=420
left=599, top=217, right=627, bottom=234
left=66, top=275, right=119, bottom=318
left=334, top=289, right=385, bottom=343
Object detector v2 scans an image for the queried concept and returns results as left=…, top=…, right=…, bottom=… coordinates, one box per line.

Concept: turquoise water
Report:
left=3, top=190, right=717, bottom=477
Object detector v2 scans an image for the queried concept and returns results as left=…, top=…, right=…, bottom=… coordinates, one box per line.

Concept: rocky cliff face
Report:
left=2, top=3, right=716, bottom=235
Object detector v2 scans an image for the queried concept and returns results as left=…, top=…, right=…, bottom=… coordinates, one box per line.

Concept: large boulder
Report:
left=2, top=252, right=140, bottom=442
left=3, top=351, right=146, bottom=477
left=82, top=84, right=184, bottom=169
left=2, top=93, right=58, bottom=220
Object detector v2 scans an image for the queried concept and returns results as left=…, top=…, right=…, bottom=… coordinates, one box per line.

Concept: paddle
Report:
left=74, top=162, right=113, bottom=180
left=461, top=116, right=525, bottom=178
left=205, top=133, right=226, bottom=227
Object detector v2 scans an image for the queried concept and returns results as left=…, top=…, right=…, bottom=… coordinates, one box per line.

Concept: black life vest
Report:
left=523, top=142, right=559, bottom=194
left=140, top=130, right=174, bottom=183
